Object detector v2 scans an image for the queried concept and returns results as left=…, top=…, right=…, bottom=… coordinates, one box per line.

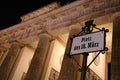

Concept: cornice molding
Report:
left=21, top=2, right=59, bottom=22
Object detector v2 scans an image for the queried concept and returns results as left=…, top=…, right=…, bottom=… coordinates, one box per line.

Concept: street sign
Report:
left=70, top=31, right=105, bottom=55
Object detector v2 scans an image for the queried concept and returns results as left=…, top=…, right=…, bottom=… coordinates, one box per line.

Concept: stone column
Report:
left=111, top=14, right=120, bottom=80
left=25, top=34, right=51, bottom=80
left=0, top=49, right=8, bottom=66
left=0, top=42, right=23, bottom=80
left=58, top=28, right=81, bottom=80
left=0, top=48, right=5, bottom=65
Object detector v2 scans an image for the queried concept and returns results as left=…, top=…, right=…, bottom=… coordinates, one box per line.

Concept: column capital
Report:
left=0, top=47, right=5, bottom=51
left=0, top=46, right=8, bottom=52
left=39, top=33, right=52, bottom=40
left=10, top=41, right=25, bottom=48
left=69, top=23, right=82, bottom=31
left=111, top=12, right=120, bottom=21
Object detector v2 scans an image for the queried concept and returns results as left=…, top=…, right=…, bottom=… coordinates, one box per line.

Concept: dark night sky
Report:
left=0, top=0, right=75, bottom=30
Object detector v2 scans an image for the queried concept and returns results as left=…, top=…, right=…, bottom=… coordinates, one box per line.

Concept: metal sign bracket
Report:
left=67, top=19, right=109, bottom=80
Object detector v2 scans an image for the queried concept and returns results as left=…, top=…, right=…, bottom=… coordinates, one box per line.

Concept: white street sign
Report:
left=70, top=31, right=105, bottom=55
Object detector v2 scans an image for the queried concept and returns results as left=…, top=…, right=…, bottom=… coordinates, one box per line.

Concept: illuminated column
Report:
left=111, top=14, right=120, bottom=80
left=0, top=49, right=8, bottom=66
left=25, top=34, right=51, bottom=80
left=0, top=42, right=23, bottom=80
left=0, top=48, right=5, bottom=65
left=58, top=28, right=81, bottom=80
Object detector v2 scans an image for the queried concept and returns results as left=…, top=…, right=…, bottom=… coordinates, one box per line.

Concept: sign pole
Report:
left=80, top=53, right=88, bottom=80
left=80, top=20, right=94, bottom=80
